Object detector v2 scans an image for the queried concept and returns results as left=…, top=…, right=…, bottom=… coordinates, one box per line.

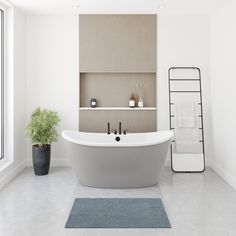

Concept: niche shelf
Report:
left=80, top=72, right=156, bottom=108
left=79, top=107, right=157, bottom=111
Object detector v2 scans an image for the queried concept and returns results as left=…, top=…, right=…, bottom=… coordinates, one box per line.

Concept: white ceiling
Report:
left=8, top=0, right=229, bottom=15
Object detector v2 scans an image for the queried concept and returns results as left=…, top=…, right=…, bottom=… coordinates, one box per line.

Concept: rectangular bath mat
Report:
left=65, top=198, right=171, bottom=228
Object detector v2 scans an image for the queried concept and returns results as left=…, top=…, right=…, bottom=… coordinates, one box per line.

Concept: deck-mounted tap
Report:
left=119, top=122, right=122, bottom=135
left=107, top=122, right=110, bottom=135
left=111, top=129, right=117, bottom=135
left=123, top=129, right=128, bottom=135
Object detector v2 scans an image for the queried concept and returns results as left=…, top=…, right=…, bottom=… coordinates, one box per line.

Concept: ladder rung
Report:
left=169, top=67, right=200, bottom=70
left=171, top=102, right=202, bottom=105
left=170, top=91, right=201, bottom=93
left=172, top=140, right=203, bottom=143
left=169, top=79, right=200, bottom=81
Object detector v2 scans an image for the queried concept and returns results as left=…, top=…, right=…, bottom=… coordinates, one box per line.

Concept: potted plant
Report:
left=26, top=107, right=60, bottom=175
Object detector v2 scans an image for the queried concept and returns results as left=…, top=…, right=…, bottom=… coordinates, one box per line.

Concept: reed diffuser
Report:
left=136, top=84, right=145, bottom=108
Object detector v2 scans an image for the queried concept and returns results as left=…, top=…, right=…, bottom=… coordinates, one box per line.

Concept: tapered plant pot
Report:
left=32, top=144, right=51, bottom=175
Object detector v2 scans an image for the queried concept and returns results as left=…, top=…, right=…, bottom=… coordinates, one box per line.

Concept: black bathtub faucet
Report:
left=107, top=122, right=117, bottom=135
left=119, top=122, right=122, bottom=135
left=107, top=122, right=127, bottom=135
left=119, top=122, right=127, bottom=135
left=107, top=122, right=110, bottom=135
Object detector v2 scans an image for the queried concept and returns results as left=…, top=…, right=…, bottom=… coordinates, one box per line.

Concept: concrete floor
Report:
left=0, top=167, right=235, bottom=236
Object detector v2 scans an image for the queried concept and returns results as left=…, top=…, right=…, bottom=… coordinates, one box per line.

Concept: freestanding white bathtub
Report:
left=62, top=130, right=173, bottom=188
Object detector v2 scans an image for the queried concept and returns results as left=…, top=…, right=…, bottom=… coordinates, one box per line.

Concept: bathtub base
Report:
left=78, top=180, right=158, bottom=189
left=66, top=142, right=170, bottom=189
left=78, top=178, right=158, bottom=188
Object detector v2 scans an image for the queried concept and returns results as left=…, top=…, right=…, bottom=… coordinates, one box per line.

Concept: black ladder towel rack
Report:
left=168, top=67, right=205, bottom=173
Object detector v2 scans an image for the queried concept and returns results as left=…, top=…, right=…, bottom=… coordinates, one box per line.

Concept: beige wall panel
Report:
left=80, top=73, right=156, bottom=107
left=79, top=14, right=157, bottom=72
left=79, top=110, right=157, bottom=133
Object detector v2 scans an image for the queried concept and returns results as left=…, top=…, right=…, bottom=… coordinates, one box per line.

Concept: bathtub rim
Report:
left=62, top=130, right=173, bottom=147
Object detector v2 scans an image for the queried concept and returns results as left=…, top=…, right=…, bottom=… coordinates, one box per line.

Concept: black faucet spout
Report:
left=119, top=122, right=122, bottom=135
left=107, top=122, right=110, bottom=135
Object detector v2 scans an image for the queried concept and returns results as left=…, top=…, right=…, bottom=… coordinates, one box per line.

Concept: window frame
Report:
left=0, top=7, right=4, bottom=160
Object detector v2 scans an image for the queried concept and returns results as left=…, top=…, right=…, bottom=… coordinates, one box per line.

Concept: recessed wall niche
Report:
left=79, top=14, right=157, bottom=133
left=80, top=73, right=156, bottom=108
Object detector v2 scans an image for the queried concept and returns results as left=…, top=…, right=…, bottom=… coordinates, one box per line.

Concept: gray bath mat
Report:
left=65, top=198, right=171, bottom=228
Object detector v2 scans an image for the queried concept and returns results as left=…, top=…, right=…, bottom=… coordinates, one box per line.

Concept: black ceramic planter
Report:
left=32, top=145, right=51, bottom=175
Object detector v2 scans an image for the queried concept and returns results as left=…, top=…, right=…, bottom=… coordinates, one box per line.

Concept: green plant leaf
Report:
left=26, top=107, right=60, bottom=147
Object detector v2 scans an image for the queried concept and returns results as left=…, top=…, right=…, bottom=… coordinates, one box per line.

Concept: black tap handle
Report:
left=123, top=129, right=128, bottom=135
left=111, top=129, right=117, bottom=135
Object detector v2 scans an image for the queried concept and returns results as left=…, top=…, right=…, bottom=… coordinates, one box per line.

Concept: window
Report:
left=0, top=8, right=4, bottom=159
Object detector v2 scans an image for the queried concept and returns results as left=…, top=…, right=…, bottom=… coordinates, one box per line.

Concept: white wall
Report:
left=157, top=15, right=212, bottom=162
left=0, top=7, right=27, bottom=188
left=25, top=15, right=79, bottom=165
left=210, top=0, right=236, bottom=188
left=24, top=14, right=211, bottom=166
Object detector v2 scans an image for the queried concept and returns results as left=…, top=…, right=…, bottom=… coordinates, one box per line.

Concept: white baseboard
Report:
left=209, top=160, right=236, bottom=190
left=0, top=160, right=26, bottom=190
left=26, top=158, right=70, bottom=167
left=165, top=157, right=211, bottom=167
